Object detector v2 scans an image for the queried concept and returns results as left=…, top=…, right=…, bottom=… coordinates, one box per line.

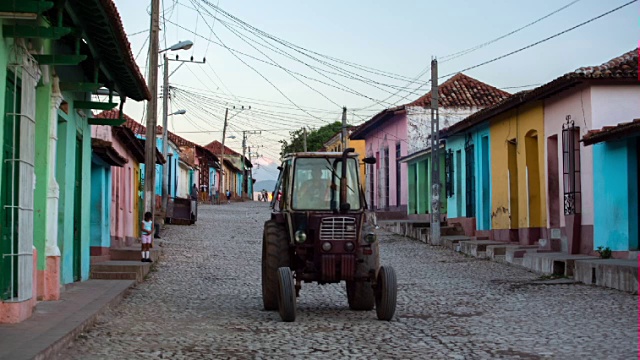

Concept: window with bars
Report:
left=445, top=149, right=454, bottom=198
left=562, top=120, right=581, bottom=215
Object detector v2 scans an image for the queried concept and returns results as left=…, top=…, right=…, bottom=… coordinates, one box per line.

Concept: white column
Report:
left=45, top=76, right=62, bottom=257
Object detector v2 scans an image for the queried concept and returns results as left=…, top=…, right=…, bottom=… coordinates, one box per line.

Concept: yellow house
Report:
left=322, top=130, right=366, bottom=187
left=489, top=101, right=547, bottom=244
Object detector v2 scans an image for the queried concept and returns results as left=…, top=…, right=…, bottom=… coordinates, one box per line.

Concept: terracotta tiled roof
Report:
left=204, top=140, right=241, bottom=156
left=573, top=49, right=637, bottom=79
left=582, top=119, right=640, bottom=146
left=445, top=48, right=639, bottom=136
left=408, top=73, right=511, bottom=108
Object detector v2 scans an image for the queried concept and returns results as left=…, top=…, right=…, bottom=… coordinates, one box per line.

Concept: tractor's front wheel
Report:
left=277, top=267, right=296, bottom=322
left=375, top=266, right=397, bottom=321
left=262, top=220, right=289, bottom=310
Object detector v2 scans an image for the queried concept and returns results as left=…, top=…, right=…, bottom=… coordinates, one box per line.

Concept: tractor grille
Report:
left=319, top=217, right=357, bottom=241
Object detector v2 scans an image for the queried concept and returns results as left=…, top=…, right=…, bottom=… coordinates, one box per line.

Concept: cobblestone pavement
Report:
left=57, top=202, right=637, bottom=359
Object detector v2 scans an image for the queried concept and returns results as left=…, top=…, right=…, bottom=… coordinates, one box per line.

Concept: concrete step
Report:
left=441, top=224, right=465, bottom=237
left=442, top=235, right=475, bottom=250
left=574, top=259, right=638, bottom=293
left=486, top=244, right=537, bottom=261
left=522, top=253, right=599, bottom=276
left=505, top=246, right=540, bottom=264
left=460, top=240, right=506, bottom=258
left=90, top=255, right=110, bottom=264
left=110, top=247, right=161, bottom=262
left=90, top=261, right=152, bottom=282
left=90, top=272, right=138, bottom=281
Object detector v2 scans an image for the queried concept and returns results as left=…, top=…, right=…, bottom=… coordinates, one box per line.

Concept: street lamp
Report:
left=160, top=40, right=193, bottom=218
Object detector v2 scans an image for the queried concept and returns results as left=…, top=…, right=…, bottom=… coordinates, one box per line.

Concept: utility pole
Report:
left=341, top=106, right=347, bottom=150
left=161, top=53, right=169, bottom=214
left=241, top=130, right=261, bottom=200
left=430, top=58, right=441, bottom=246
left=303, top=126, right=307, bottom=152
left=161, top=52, right=203, bottom=214
left=144, top=0, right=160, bottom=216
left=218, top=108, right=229, bottom=204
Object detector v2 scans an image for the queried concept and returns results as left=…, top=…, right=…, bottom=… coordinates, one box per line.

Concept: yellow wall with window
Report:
left=489, top=102, right=547, bottom=230
left=323, top=135, right=366, bottom=188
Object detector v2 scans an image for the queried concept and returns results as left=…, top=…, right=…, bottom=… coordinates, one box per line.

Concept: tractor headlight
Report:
left=294, top=230, right=307, bottom=244
left=364, top=232, right=377, bottom=244
left=344, top=242, right=355, bottom=252
left=321, top=242, right=332, bottom=252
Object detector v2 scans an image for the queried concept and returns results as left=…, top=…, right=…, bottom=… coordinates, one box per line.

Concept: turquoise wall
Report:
left=139, top=137, right=179, bottom=198
left=90, top=161, right=112, bottom=249
left=56, top=96, right=91, bottom=284
left=446, top=135, right=467, bottom=219
left=474, top=126, right=492, bottom=231
left=593, top=138, right=639, bottom=251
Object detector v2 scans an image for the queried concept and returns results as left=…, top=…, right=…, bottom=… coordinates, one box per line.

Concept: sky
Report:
left=111, top=0, right=639, bottom=181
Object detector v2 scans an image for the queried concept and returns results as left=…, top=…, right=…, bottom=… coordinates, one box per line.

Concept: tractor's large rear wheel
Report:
left=346, top=280, right=375, bottom=310
left=262, top=220, right=289, bottom=310
left=375, top=266, right=397, bottom=321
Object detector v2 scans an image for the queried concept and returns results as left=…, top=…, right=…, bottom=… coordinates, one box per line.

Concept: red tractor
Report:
left=262, top=149, right=397, bottom=322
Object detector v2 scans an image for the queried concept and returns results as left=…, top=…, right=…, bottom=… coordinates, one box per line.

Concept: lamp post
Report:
left=159, top=40, right=200, bottom=219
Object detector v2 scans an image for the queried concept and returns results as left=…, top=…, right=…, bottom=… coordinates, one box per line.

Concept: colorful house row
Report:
left=204, top=140, right=253, bottom=201
left=0, top=0, right=149, bottom=323
left=442, top=48, right=639, bottom=257
left=350, top=73, right=510, bottom=219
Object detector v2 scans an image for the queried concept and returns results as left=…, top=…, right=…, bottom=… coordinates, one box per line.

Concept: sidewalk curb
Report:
left=37, top=282, right=134, bottom=360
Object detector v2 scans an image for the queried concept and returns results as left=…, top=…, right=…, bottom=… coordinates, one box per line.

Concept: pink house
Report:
left=350, top=106, right=409, bottom=216
left=92, top=121, right=146, bottom=250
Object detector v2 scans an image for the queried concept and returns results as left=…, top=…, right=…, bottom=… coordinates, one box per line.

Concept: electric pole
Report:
left=218, top=108, right=229, bottom=204
left=430, top=58, right=441, bottom=246
left=303, top=127, right=307, bottom=152
left=161, top=53, right=169, bottom=214
left=144, top=0, right=160, bottom=217
left=242, top=130, right=261, bottom=200
left=341, top=106, right=347, bottom=150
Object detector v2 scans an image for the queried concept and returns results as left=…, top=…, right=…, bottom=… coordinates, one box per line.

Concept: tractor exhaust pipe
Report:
left=340, top=148, right=355, bottom=213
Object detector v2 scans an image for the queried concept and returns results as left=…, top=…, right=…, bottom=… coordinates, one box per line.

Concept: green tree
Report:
left=279, top=122, right=346, bottom=158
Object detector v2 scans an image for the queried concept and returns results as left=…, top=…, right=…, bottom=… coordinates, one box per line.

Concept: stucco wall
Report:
left=407, top=106, right=478, bottom=154
left=490, top=102, right=547, bottom=230
left=364, top=113, right=408, bottom=209
left=591, top=85, right=640, bottom=130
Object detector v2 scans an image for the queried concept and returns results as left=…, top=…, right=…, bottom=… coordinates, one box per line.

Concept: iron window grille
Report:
left=445, top=149, right=454, bottom=198
left=562, top=116, right=581, bottom=215
left=383, top=147, right=390, bottom=210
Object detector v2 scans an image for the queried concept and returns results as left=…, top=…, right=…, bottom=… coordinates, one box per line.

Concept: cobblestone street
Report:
left=57, top=202, right=637, bottom=359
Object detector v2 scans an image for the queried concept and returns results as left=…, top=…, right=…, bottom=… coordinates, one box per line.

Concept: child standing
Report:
left=141, top=212, right=153, bottom=263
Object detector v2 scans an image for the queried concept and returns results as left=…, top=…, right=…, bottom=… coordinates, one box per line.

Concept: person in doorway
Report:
left=226, top=189, right=232, bottom=204
left=200, top=184, right=208, bottom=203
left=141, top=212, right=153, bottom=263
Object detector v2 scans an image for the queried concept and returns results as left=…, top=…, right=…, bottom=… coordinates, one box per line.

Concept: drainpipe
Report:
left=46, top=76, right=62, bottom=259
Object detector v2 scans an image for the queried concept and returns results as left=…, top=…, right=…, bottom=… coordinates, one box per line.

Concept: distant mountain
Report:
left=254, top=180, right=277, bottom=193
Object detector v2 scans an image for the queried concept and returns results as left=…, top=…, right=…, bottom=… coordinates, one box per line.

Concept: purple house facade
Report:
left=351, top=106, right=409, bottom=217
